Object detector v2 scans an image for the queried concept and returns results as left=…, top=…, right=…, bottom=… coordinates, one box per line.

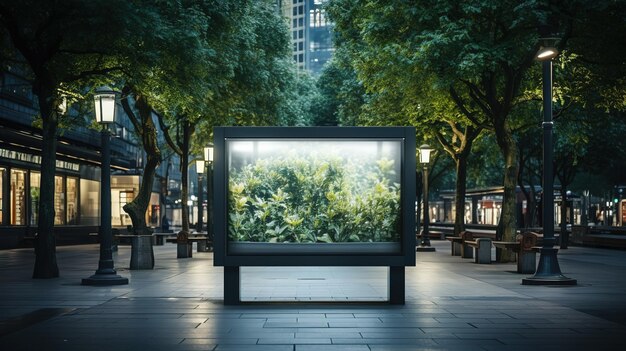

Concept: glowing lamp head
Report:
left=196, top=160, right=205, bottom=174
left=536, top=46, right=559, bottom=61
left=419, top=144, right=434, bottom=164
left=204, top=145, right=214, bottom=162
left=93, top=86, right=118, bottom=124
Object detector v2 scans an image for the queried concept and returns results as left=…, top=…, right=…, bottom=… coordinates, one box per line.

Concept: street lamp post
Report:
left=82, top=87, right=128, bottom=286
left=196, top=159, right=205, bottom=233
left=523, top=41, right=576, bottom=285
left=416, top=144, right=435, bottom=252
left=204, top=145, right=214, bottom=244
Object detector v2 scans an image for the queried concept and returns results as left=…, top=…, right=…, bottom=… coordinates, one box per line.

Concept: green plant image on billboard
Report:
left=227, top=140, right=402, bottom=244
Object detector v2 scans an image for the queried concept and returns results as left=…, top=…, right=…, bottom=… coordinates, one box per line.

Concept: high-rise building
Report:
left=279, top=0, right=334, bottom=75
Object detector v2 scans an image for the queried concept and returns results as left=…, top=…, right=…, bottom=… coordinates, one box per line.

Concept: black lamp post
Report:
left=523, top=41, right=576, bottom=285
left=416, top=144, right=435, bottom=252
left=82, top=87, right=128, bottom=286
left=204, top=145, right=214, bottom=242
left=196, top=159, right=205, bottom=233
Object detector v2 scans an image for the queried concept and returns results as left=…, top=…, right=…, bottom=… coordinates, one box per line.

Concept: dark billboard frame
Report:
left=213, top=126, right=416, bottom=304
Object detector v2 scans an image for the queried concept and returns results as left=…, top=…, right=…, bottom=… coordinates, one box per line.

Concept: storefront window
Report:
left=67, top=177, right=78, bottom=224
left=54, top=175, right=65, bottom=225
left=80, top=179, right=100, bottom=226
left=118, top=190, right=133, bottom=227
left=30, top=172, right=40, bottom=226
left=10, top=169, right=26, bottom=225
left=148, top=192, right=160, bottom=227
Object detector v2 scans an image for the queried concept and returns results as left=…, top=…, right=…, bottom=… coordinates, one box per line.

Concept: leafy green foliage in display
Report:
left=228, top=155, right=401, bottom=244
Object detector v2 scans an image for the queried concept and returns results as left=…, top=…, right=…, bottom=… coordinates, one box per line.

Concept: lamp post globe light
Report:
left=523, top=40, right=576, bottom=285
left=416, top=144, right=436, bottom=252
left=196, top=159, right=205, bottom=233
left=82, top=87, right=128, bottom=286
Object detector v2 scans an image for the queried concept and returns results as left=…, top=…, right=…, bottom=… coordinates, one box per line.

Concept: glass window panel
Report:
left=118, top=190, right=134, bottom=227
left=147, top=192, right=160, bottom=227
left=80, top=179, right=100, bottom=226
left=10, top=169, right=26, bottom=225
left=67, top=177, right=78, bottom=224
left=226, top=140, right=403, bottom=250
left=30, top=172, right=40, bottom=226
left=54, top=176, right=65, bottom=225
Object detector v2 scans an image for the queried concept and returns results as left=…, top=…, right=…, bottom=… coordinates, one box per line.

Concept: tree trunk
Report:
left=494, top=123, right=518, bottom=262
left=177, top=120, right=192, bottom=242
left=33, top=86, right=60, bottom=278
left=122, top=95, right=161, bottom=236
left=453, top=154, right=469, bottom=236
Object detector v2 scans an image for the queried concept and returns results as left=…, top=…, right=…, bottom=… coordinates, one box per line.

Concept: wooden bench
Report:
left=446, top=236, right=463, bottom=256
left=445, top=231, right=476, bottom=258
left=153, top=232, right=176, bottom=246
left=493, top=232, right=540, bottom=273
left=465, top=238, right=492, bottom=264
left=166, top=235, right=211, bottom=253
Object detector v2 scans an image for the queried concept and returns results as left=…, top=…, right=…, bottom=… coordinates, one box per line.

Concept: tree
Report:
left=326, top=0, right=484, bottom=235
left=327, top=1, right=625, bottom=259
left=107, top=0, right=227, bottom=239
left=156, top=0, right=303, bottom=246
left=0, top=0, right=134, bottom=278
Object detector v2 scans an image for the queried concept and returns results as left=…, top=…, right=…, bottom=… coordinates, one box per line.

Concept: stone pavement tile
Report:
left=264, top=320, right=329, bottom=328
left=454, top=332, right=523, bottom=340
left=257, top=337, right=331, bottom=344
left=296, top=331, right=362, bottom=338
left=360, top=331, right=431, bottom=339
left=433, top=337, right=504, bottom=347
left=215, top=346, right=292, bottom=351
left=296, top=346, right=370, bottom=351
left=332, top=337, right=439, bottom=346
left=370, top=346, right=484, bottom=351
left=182, top=338, right=258, bottom=345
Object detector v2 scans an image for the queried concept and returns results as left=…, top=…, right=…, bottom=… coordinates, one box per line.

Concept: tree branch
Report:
left=66, top=66, right=124, bottom=82
left=120, top=85, right=142, bottom=137
left=156, top=112, right=183, bottom=156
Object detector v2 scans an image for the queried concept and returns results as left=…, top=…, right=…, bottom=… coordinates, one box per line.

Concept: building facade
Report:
left=279, top=0, right=334, bottom=75
left=0, top=65, right=169, bottom=249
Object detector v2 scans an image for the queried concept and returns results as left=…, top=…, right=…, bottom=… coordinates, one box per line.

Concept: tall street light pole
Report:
left=204, top=145, right=214, bottom=244
left=523, top=41, right=576, bottom=285
left=83, top=87, right=128, bottom=286
left=416, top=144, right=435, bottom=252
left=196, top=159, right=205, bottom=233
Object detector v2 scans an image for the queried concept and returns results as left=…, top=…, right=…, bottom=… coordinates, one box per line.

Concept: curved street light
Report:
left=523, top=41, right=576, bottom=285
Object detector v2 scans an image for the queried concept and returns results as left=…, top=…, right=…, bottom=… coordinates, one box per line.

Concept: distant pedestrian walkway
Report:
left=1, top=241, right=625, bottom=350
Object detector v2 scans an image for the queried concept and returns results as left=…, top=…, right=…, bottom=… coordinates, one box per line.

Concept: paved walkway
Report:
left=1, top=241, right=625, bottom=350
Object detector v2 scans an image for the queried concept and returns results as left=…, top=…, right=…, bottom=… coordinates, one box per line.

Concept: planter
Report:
left=177, top=242, right=193, bottom=258
left=130, top=235, right=154, bottom=270
left=228, top=242, right=401, bottom=255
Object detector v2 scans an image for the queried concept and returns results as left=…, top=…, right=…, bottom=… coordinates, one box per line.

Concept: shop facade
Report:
left=0, top=69, right=165, bottom=248
left=0, top=145, right=102, bottom=248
